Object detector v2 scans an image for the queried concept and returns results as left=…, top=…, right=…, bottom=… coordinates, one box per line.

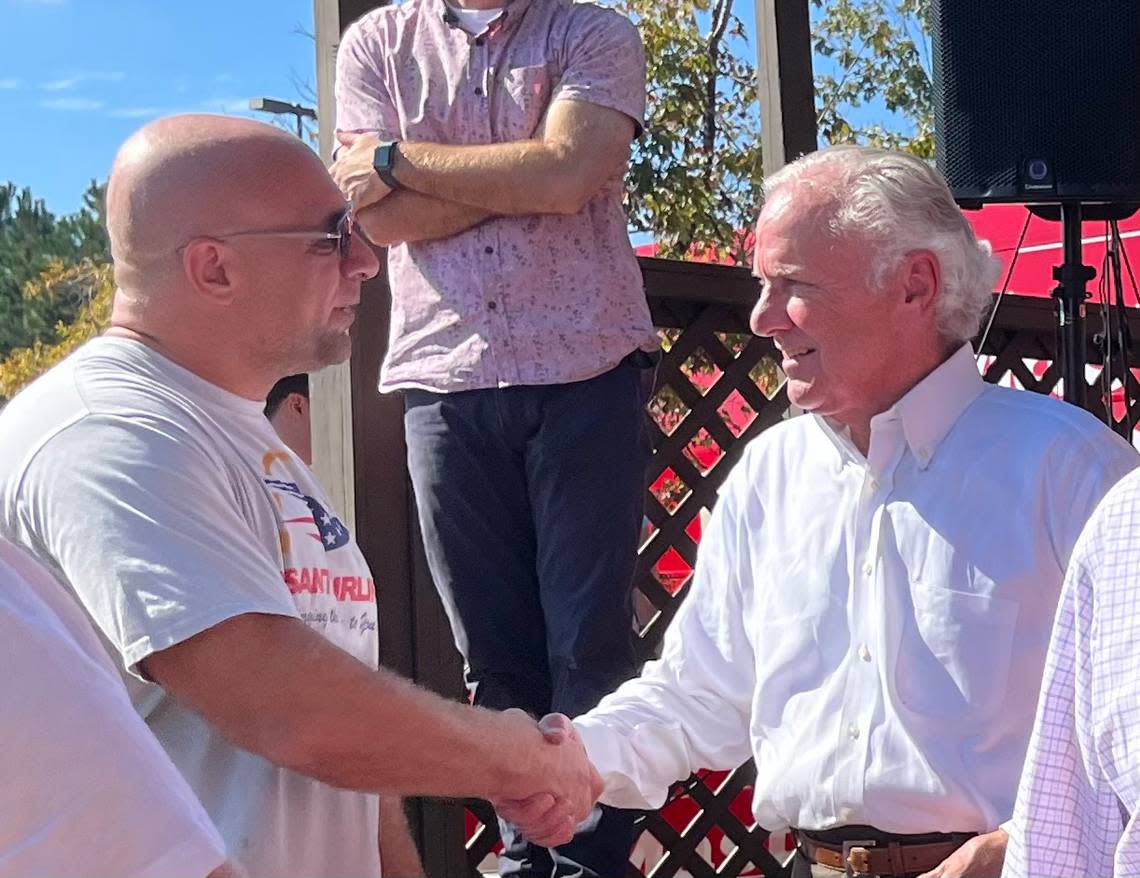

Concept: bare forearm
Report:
left=143, top=615, right=542, bottom=801
left=379, top=796, right=425, bottom=877
left=357, top=190, right=492, bottom=246
left=394, top=139, right=593, bottom=216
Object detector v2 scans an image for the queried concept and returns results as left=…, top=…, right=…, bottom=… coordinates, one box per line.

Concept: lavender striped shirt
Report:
left=335, top=0, right=657, bottom=393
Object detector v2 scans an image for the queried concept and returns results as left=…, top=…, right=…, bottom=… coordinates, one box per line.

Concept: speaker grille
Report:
left=934, top=0, right=1140, bottom=204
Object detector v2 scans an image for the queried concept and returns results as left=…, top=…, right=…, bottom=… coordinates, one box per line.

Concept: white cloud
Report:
left=107, top=106, right=164, bottom=119
left=42, top=97, right=104, bottom=111
left=41, top=71, right=125, bottom=91
left=0, top=78, right=20, bottom=90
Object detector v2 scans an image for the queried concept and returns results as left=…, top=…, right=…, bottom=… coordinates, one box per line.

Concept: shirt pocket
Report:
left=497, top=63, right=554, bottom=138
left=894, top=581, right=1019, bottom=722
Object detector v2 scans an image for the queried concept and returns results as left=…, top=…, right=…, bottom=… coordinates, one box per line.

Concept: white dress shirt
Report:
left=576, top=345, right=1138, bottom=834
left=1004, top=469, right=1140, bottom=878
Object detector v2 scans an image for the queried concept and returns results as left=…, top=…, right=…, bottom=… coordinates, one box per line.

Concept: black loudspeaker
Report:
left=933, top=0, right=1140, bottom=207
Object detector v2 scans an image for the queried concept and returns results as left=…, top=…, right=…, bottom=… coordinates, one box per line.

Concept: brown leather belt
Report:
left=794, top=830, right=973, bottom=877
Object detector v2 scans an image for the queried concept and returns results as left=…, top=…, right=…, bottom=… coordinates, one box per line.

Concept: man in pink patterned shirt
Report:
left=331, top=0, right=656, bottom=874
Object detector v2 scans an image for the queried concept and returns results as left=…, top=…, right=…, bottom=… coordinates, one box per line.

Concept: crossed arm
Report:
left=331, top=98, right=635, bottom=246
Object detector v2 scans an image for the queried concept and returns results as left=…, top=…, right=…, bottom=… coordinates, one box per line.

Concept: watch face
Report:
left=373, top=143, right=393, bottom=171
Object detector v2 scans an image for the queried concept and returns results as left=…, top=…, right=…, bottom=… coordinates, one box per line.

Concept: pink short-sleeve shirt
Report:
left=336, top=0, right=657, bottom=392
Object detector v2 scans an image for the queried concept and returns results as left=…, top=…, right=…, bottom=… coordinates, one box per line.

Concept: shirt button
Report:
left=484, top=245, right=494, bottom=255
left=847, top=724, right=860, bottom=741
left=475, top=37, right=485, bottom=46
left=487, top=301, right=497, bottom=310
left=862, top=562, right=873, bottom=577
left=474, top=86, right=484, bottom=96
left=869, top=479, right=879, bottom=492
left=858, top=643, right=872, bottom=662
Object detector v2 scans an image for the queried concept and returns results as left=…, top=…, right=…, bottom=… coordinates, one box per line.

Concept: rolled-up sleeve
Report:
left=335, top=14, right=403, bottom=140
left=553, top=6, right=646, bottom=135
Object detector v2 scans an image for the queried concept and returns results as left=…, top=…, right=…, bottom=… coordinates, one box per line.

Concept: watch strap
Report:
left=372, top=142, right=402, bottom=190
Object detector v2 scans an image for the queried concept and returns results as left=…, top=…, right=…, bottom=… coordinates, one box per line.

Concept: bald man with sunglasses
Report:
left=0, top=114, right=601, bottom=878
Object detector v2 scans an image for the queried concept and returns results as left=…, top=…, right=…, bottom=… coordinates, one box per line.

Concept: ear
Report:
left=898, top=249, right=940, bottom=312
left=181, top=239, right=239, bottom=306
left=289, top=393, right=308, bottom=416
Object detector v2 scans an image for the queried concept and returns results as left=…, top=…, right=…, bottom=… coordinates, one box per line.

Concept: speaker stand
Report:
left=1051, top=203, right=1096, bottom=407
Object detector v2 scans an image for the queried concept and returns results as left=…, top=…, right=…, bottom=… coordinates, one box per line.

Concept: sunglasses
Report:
left=205, top=206, right=356, bottom=260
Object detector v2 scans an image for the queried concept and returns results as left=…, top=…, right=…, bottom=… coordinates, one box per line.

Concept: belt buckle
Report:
left=842, top=839, right=877, bottom=877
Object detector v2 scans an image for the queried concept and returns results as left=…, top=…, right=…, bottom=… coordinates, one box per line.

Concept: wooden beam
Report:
left=309, top=0, right=366, bottom=532
left=755, top=0, right=817, bottom=177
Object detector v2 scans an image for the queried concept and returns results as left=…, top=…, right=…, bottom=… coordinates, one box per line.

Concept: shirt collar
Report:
left=435, top=0, right=534, bottom=39
left=815, top=343, right=983, bottom=471
left=888, top=343, right=983, bottom=469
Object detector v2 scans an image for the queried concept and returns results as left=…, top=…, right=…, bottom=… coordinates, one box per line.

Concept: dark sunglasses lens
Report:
left=337, top=212, right=354, bottom=260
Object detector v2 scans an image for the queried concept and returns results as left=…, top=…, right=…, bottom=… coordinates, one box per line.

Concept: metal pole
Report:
left=1052, top=203, right=1094, bottom=407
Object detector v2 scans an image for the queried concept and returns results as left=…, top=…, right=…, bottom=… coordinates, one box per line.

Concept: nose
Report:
left=749, top=284, right=789, bottom=337
left=342, top=228, right=381, bottom=281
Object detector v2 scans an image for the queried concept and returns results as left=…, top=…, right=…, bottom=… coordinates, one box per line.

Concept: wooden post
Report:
left=754, top=0, right=817, bottom=178
left=755, top=0, right=813, bottom=422
left=312, top=2, right=467, bottom=874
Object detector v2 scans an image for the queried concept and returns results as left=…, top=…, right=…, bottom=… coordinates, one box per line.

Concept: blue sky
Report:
left=0, top=0, right=317, bottom=215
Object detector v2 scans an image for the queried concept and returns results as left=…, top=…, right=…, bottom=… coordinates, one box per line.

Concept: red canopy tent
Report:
left=636, top=203, right=1140, bottom=302
left=964, top=203, right=1140, bottom=303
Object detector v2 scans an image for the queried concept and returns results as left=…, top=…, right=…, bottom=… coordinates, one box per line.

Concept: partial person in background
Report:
left=1003, top=468, right=1140, bottom=878
left=266, top=373, right=312, bottom=465
left=503, top=145, right=1140, bottom=878
left=264, top=369, right=422, bottom=873
left=331, top=2, right=657, bottom=874
left=0, top=114, right=601, bottom=878
left=0, top=535, right=236, bottom=878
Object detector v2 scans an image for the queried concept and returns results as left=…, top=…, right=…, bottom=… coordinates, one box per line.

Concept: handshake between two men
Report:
left=495, top=712, right=604, bottom=848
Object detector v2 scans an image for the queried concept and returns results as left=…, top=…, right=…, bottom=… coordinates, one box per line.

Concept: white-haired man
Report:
left=502, top=145, right=1139, bottom=877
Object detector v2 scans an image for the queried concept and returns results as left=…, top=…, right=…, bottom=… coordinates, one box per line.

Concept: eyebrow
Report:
left=754, top=261, right=807, bottom=282
left=321, top=208, right=347, bottom=231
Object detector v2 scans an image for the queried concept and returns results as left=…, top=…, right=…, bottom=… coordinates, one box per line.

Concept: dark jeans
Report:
left=404, top=351, right=657, bottom=877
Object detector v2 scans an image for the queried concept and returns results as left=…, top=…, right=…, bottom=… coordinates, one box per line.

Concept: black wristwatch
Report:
left=372, top=141, right=402, bottom=190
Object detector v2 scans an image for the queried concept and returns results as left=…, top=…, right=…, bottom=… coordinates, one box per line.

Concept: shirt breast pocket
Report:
left=498, top=64, right=553, bottom=137
left=895, top=581, right=1019, bottom=722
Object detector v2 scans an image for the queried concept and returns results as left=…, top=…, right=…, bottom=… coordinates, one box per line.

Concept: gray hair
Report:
left=762, top=145, right=1002, bottom=343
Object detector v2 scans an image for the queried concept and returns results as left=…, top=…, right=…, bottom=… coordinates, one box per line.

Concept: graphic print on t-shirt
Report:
left=259, top=449, right=378, bottom=654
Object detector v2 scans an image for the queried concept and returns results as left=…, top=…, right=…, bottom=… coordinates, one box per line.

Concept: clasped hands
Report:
left=493, top=711, right=604, bottom=848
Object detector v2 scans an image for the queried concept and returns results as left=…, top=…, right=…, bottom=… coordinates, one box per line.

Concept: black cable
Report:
left=1100, top=221, right=1114, bottom=427
left=1109, top=221, right=1135, bottom=436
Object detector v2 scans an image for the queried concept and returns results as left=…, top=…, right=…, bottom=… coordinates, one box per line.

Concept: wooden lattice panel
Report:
left=463, top=261, right=792, bottom=877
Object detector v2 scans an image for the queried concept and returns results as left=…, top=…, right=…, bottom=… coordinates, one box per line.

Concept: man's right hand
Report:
left=494, top=712, right=602, bottom=847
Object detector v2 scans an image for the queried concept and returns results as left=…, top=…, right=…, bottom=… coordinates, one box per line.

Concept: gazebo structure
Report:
left=304, top=3, right=1140, bottom=875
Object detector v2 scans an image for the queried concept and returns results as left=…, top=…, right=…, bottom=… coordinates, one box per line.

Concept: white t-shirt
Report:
left=0, top=337, right=382, bottom=878
left=0, top=536, right=227, bottom=878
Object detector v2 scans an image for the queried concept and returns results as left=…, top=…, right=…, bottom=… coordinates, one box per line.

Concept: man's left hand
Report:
left=916, top=828, right=1007, bottom=878
left=331, top=132, right=391, bottom=210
